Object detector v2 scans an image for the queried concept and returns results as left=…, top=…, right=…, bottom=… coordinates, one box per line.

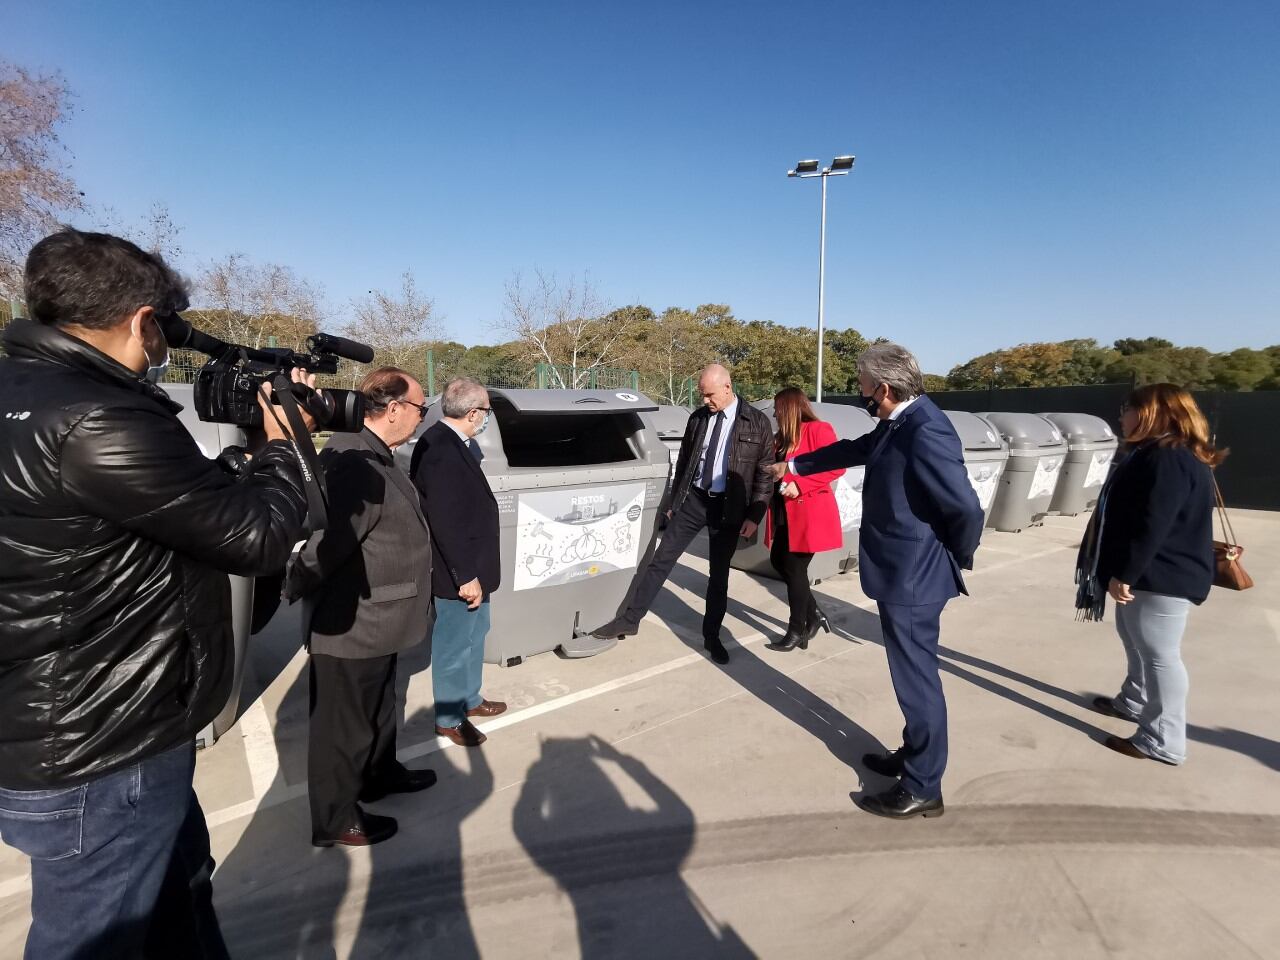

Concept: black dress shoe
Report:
left=1090, top=695, right=1136, bottom=721
left=704, top=638, right=730, bottom=665
left=862, top=749, right=907, bottom=778
left=856, top=783, right=944, bottom=819
left=313, top=810, right=398, bottom=848
left=766, top=630, right=807, bottom=652
left=359, top=767, right=438, bottom=803
left=591, top=617, right=640, bottom=640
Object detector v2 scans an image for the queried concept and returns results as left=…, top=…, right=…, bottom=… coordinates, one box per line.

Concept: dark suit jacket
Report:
left=794, top=395, right=984, bottom=605
left=665, top=398, right=775, bottom=528
left=410, top=421, right=501, bottom=599
left=286, top=428, right=433, bottom=658
left=1094, top=443, right=1214, bottom=604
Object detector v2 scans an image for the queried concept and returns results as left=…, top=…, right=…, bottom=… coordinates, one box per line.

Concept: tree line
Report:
left=4, top=59, right=1275, bottom=401
left=943, top=337, right=1280, bottom=393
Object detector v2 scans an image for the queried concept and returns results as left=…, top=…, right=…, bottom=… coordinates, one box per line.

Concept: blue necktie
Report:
left=700, top=412, right=725, bottom=490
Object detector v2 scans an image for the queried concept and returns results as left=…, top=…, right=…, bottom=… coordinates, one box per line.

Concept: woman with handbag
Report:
left=1075, top=383, right=1227, bottom=765
left=765, top=388, right=845, bottom=652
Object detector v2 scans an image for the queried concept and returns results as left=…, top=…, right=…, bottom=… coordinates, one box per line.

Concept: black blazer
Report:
left=1096, top=442, right=1215, bottom=604
left=410, top=421, right=501, bottom=600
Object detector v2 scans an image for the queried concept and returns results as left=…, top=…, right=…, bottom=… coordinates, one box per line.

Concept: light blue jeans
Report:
left=432, top=598, right=490, bottom=728
left=1110, top=590, right=1192, bottom=765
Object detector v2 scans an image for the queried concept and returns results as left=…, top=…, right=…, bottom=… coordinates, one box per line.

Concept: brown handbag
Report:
left=1212, top=479, right=1254, bottom=591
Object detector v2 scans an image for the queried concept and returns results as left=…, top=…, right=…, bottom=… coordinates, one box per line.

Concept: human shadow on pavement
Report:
left=214, top=664, right=350, bottom=959
left=346, top=722, right=493, bottom=959
left=214, top=625, right=484, bottom=960
left=655, top=562, right=886, bottom=787
left=813, top=592, right=1114, bottom=742
left=925, top=628, right=1280, bottom=770
left=514, top=735, right=756, bottom=960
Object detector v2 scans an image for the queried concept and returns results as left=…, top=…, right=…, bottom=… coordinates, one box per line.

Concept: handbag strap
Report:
left=1212, top=475, right=1238, bottom=546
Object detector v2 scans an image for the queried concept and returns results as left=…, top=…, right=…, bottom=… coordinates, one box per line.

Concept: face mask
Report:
left=859, top=385, right=882, bottom=417
left=137, top=317, right=170, bottom=384
left=473, top=410, right=491, bottom=436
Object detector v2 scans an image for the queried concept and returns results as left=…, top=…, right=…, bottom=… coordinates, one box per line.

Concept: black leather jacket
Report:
left=665, top=398, right=775, bottom=528
left=0, top=320, right=309, bottom=789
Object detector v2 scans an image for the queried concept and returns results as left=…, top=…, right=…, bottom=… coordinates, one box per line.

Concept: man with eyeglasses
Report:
left=285, top=366, right=438, bottom=847
left=409, top=377, right=507, bottom=748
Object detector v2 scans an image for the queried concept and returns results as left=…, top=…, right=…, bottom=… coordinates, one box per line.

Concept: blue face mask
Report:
left=473, top=410, right=491, bottom=436
left=140, top=319, right=170, bottom=385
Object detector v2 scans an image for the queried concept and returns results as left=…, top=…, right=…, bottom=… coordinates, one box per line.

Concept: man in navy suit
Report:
left=769, top=344, right=983, bottom=819
left=410, top=377, right=507, bottom=748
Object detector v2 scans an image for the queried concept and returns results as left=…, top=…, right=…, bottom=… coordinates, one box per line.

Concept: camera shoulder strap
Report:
left=266, top=373, right=330, bottom=531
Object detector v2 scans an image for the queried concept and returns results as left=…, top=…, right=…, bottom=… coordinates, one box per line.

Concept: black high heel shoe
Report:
left=767, top=630, right=808, bottom=652
left=805, top=604, right=832, bottom=639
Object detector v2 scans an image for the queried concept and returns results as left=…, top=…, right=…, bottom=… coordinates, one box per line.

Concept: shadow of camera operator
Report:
left=514, top=735, right=756, bottom=960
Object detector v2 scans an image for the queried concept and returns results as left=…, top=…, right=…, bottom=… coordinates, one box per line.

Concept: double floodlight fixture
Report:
left=785, top=153, right=856, bottom=401
left=787, top=155, right=855, bottom=178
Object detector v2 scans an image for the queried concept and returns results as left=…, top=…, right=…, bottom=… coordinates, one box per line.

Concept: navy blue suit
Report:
left=794, top=395, right=984, bottom=797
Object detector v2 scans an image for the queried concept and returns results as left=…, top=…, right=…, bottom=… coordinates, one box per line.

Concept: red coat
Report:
left=764, top=420, right=846, bottom=553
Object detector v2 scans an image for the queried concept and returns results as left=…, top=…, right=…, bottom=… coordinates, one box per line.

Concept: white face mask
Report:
left=136, top=316, right=170, bottom=384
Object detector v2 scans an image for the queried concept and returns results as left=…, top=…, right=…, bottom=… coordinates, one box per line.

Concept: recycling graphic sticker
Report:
left=513, top=483, right=646, bottom=591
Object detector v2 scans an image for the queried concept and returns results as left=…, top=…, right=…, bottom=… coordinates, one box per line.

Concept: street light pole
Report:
left=817, top=172, right=828, bottom=401
left=788, top=155, right=854, bottom=403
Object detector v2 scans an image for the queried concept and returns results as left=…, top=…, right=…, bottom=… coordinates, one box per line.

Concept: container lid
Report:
left=753, top=399, right=877, bottom=442
left=943, top=411, right=1004, bottom=451
left=647, top=405, right=693, bottom=439
left=1039, top=412, right=1116, bottom=445
left=489, top=388, right=658, bottom=414
left=980, top=412, right=1067, bottom=451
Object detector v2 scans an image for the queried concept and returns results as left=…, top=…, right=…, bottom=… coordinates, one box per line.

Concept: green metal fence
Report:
left=534, top=363, right=640, bottom=391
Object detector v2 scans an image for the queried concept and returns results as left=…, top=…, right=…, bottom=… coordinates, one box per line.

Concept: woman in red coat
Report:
left=765, top=388, right=845, bottom=651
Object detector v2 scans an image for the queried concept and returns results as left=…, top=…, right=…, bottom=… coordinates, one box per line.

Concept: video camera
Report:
left=157, top=314, right=373, bottom=433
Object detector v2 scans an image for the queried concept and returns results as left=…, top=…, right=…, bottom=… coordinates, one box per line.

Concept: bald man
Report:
left=590, top=364, right=774, bottom=663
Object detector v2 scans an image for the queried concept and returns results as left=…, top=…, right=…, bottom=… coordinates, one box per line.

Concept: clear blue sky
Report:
left=8, top=0, right=1278, bottom=373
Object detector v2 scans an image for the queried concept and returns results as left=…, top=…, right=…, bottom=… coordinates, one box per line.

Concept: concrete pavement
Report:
left=1, top=511, right=1278, bottom=958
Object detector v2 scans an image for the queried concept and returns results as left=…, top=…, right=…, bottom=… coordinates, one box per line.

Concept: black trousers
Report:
left=624, top=488, right=742, bottom=641
left=308, top=652, right=401, bottom=838
left=768, top=516, right=817, bottom=632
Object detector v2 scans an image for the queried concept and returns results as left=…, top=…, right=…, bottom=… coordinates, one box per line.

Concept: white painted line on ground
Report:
left=240, top=697, right=282, bottom=801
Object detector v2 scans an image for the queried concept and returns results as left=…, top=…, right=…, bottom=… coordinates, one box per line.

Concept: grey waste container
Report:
left=943, top=411, right=1009, bottom=527
left=400, top=389, right=670, bottom=665
left=645, top=405, right=692, bottom=484
left=166, top=384, right=254, bottom=748
left=731, top=400, right=877, bottom=584
left=981, top=412, right=1068, bottom=532
left=1040, top=412, right=1118, bottom=516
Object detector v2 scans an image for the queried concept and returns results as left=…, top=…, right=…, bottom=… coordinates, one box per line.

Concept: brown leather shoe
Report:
left=312, top=811, right=398, bottom=848
left=466, top=699, right=507, bottom=718
left=435, top=720, right=487, bottom=747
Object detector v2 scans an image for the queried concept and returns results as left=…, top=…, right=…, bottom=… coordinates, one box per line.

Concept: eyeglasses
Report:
left=472, top=406, right=492, bottom=415
left=396, top=398, right=428, bottom=420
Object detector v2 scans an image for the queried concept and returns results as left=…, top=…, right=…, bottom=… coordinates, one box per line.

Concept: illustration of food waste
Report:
left=514, top=483, right=646, bottom=590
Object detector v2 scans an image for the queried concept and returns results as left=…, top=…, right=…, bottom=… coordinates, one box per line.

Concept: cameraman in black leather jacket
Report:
left=0, top=229, right=311, bottom=960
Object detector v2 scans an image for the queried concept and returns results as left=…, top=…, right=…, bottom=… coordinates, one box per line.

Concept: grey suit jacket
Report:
left=286, top=428, right=433, bottom=658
